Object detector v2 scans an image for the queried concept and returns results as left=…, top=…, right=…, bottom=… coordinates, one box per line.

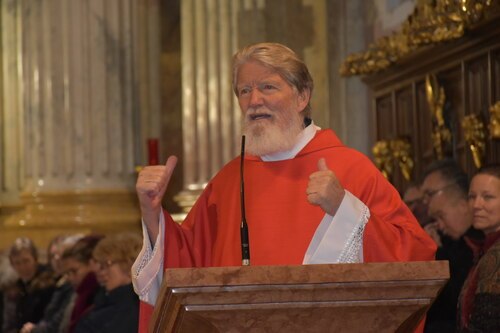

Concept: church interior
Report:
left=1, top=0, right=500, bottom=332
left=0, top=0, right=499, bottom=252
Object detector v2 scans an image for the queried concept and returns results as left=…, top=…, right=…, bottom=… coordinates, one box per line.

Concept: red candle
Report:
left=147, top=138, right=159, bottom=165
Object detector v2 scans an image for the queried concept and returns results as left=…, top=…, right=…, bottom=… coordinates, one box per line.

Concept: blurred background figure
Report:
left=0, top=250, right=19, bottom=333
left=20, top=234, right=83, bottom=333
left=61, top=234, right=104, bottom=333
left=458, top=165, right=500, bottom=332
left=420, top=159, right=483, bottom=333
left=403, top=182, right=433, bottom=228
left=8, top=237, right=56, bottom=332
left=74, top=232, right=142, bottom=333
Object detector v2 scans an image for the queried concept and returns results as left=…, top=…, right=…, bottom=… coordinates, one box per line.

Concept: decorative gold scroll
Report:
left=489, top=101, right=500, bottom=139
left=390, top=138, right=414, bottom=181
left=462, top=114, right=486, bottom=168
left=426, top=74, right=451, bottom=160
left=372, top=138, right=414, bottom=181
left=340, top=0, right=499, bottom=77
left=372, top=140, right=393, bottom=179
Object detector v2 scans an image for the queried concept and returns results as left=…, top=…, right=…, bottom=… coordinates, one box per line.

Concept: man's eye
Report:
left=239, top=88, right=250, bottom=95
left=263, top=84, right=275, bottom=90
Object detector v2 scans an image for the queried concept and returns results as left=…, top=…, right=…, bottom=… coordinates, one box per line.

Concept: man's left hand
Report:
left=307, top=158, right=345, bottom=216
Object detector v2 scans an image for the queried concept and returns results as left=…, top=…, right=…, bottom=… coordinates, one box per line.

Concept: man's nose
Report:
left=248, top=89, right=263, bottom=107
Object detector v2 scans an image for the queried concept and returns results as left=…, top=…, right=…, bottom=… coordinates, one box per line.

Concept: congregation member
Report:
left=458, top=165, right=500, bottom=332
left=74, top=233, right=142, bottom=333
left=420, top=159, right=483, bottom=332
left=132, top=42, right=436, bottom=332
left=20, top=234, right=83, bottom=333
left=8, top=238, right=55, bottom=332
left=61, top=235, right=104, bottom=333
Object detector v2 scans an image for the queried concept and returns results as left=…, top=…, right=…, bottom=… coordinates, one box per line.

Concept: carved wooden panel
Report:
left=375, top=94, right=394, bottom=139
left=364, top=18, right=500, bottom=191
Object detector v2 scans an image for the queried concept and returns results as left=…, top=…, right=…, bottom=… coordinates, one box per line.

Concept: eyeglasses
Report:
left=423, top=183, right=456, bottom=200
left=93, top=259, right=120, bottom=270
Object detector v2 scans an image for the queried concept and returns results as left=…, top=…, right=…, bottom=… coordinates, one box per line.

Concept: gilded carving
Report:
left=372, top=140, right=393, bottom=179
left=462, top=114, right=486, bottom=168
left=426, top=74, right=451, bottom=160
left=489, top=101, right=500, bottom=139
left=340, top=0, right=499, bottom=76
left=390, top=138, right=414, bottom=181
left=372, top=138, right=414, bottom=181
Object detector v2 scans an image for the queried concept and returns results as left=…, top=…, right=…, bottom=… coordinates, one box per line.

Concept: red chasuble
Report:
left=138, top=129, right=436, bottom=332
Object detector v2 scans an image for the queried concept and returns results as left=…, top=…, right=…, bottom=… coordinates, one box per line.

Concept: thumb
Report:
left=163, top=155, right=178, bottom=189
left=317, top=158, right=329, bottom=171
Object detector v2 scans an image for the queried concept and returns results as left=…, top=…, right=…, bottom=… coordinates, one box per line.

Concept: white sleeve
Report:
left=303, top=190, right=369, bottom=264
left=131, top=211, right=165, bottom=306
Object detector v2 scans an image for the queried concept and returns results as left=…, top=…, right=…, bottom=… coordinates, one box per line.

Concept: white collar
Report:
left=260, top=122, right=321, bottom=162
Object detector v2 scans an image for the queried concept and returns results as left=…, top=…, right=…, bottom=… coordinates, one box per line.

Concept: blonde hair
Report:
left=232, top=42, right=314, bottom=118
left=92, top=233, right=142, bottom=273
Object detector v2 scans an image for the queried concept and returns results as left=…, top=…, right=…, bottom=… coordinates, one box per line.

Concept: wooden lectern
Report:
left=150, top=261, right=449, bottom=333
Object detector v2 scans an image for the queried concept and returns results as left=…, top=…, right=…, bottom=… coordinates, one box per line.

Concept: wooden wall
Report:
left=364, top=16, right=500, bottom=191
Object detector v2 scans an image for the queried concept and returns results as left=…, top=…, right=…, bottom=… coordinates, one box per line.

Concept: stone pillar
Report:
left=0, top=0, right=161, bottom=248
left=174, top=0, right=241, bottom=214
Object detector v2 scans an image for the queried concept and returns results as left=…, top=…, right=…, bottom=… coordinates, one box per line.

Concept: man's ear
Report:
left=296, top=88, right=311, bottom=112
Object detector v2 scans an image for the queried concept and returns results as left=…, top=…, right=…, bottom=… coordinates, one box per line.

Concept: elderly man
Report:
left=132, top=42, right=436, bottom=331
left=421, top=159, right=483, bottom=333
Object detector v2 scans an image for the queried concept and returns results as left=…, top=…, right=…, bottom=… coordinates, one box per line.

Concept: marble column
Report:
left=174, top=0, right=241, bottom=215
left=0, top=0, right=161, bottom=248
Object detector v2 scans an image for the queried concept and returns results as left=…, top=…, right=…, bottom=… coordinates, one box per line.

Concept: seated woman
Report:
left=74, top=233, right=142, bottom=333
left=61, top=235, right=104, bottom=333
left=458, top=165, right=500, bottom=332
left=8, top=238, right=55, bottom=332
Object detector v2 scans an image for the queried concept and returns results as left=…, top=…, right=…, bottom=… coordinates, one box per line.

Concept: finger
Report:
left=317, top=158, right=328, bottom=171
left=162, top=155, right=178, bottom=190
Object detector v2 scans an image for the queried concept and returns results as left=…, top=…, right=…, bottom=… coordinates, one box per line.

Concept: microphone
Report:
left=240, top=135, right=250, bottom=266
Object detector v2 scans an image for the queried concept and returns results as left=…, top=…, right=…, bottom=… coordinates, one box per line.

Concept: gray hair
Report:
left=232, top=42, right=314, bottom=118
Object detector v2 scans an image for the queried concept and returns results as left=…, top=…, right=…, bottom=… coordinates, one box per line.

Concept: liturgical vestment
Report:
left=135, top=129, right=436, bottom=332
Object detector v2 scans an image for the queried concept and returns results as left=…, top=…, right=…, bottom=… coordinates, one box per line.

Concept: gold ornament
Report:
left=462, top=114, right=486, bottom=168
left=340, top=0, right=498, bottom=77
left=489, top=101, right=500, bottom=139
left=426, top=74, right=451, bottom=160
left=372, top=140, right=393, bottom=179
left=390, top=138, right=414, bottom=181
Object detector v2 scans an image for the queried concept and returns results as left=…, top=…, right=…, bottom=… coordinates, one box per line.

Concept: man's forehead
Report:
left=422, top=172, right=447, bottom=189
left=237, top=61, right=283, bottom=84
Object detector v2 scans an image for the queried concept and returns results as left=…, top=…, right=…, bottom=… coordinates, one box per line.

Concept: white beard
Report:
left=243, top=106, right=304, bottom=156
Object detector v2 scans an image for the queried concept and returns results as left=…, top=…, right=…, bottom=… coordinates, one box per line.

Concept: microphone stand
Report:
left=240, top=135, right=250, bottom=266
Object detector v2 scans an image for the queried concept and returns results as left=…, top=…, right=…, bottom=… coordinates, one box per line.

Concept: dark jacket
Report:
left=425, top=228, right=483, bottom=333
left=74, top=283, right=139, bottom=333
left=458, top=230, right=500, bottom=332
left=32, top=278, right=74, bottom=333
left=15, top=264, right=56, bottom=330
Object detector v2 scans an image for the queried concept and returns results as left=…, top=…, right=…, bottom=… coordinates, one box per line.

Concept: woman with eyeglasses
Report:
left=457, top=165, right=500, bottom=332
left=74, top=232, right=142, bottom=333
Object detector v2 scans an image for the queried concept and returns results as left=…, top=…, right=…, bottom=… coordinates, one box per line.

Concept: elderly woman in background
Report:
left=74, top=232, right=142, bottom=333
left=8, top=237, right=55, bottom=332
left=458, top=165, right=500, bottom=332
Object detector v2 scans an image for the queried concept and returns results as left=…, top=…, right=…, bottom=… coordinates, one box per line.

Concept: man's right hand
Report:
left=136, top=155, right=178, bottom=242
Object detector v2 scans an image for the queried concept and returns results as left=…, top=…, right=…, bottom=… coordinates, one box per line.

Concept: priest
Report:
left=132, top=42, right=437, bottom=332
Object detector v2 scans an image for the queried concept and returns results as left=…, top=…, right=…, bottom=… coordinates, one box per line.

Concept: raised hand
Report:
left=136, top=155, right=178, bottom=241
left=306, top=158, right=345, bottom=216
